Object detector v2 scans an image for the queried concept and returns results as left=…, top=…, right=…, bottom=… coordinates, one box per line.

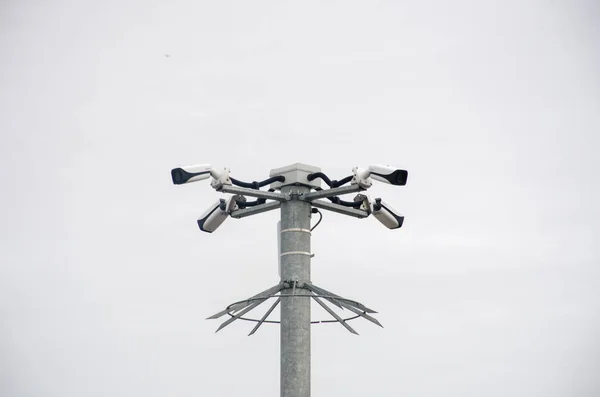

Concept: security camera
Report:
left=368, top=165, right=408, bottom=186
left=372, top=198, right=404, bottom=229
left=171, top=164, right=232, bottom=190
left=171, top=164, right=212, bottom=185
left=351, top=164, right=408, bottom=188
left=197, top=196, right=239, bottom=233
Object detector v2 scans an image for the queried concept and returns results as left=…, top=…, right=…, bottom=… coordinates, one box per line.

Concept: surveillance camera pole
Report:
left=279, top=183, right=312, bottom=397
left=174, top=162, right=408, bottom=397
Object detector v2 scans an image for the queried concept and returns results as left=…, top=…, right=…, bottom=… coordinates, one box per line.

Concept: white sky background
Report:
left=1, top=1, right=599, bottom=396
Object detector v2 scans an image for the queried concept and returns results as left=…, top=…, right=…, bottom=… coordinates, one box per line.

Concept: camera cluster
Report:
left=171, top=163, right=408, bottom=233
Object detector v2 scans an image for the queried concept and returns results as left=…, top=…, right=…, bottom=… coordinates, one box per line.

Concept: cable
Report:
left=235, top=189, right=275, bottom=208
left=330, top=196, right=362, bottom=208
left=310, top=208, right=323, bottom=231
left=307, top=172, right=354, bottom=188
left=332, top=175, right=353, bottom=187
left=312, top=187, right=362, bottom=208
left=230, top=175, right=285, bottom=189
left=307, top=172, right=333, bottom=186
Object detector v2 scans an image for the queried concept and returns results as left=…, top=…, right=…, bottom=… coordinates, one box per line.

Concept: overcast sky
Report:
left=1, top=1, right=599, bottom=396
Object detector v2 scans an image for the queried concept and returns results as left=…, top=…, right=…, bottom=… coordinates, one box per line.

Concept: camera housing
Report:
left=171, top=164, right=232, bottom=190
left=372, top=198, right=404, bottom=229
left=197, top=196, right=238, bottom=233
left=351, top=164, right=408, bottom=188
left=171, top=164, right=212, bottom=185
left=367, top=164, right=408, bottom=186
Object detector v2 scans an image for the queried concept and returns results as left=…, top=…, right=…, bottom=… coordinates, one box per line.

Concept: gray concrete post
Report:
left=279, top=185, right=311, bottom=397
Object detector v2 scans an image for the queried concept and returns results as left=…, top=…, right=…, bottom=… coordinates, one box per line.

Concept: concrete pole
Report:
left=279, top=184, right=311, bottom=397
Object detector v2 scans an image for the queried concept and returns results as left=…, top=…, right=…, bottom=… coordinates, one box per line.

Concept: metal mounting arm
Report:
left=219, top=185, right=288, bottom=201
left=310, top=200, right=369, bottom=219
left=230, top=201, right=281, bottom=219
left=301, top=185, right=364, bottom=201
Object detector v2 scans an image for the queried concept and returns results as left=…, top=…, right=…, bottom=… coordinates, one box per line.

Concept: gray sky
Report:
left=1, top=1, right=599, bottom=396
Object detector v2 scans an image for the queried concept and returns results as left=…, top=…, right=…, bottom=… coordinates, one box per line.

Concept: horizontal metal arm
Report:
left=230, top=201, right=281, bottom=219
left=310, top=200, right=369, bottom=219
left=301, top=184, right=364, bottom=201
left=219, top=185, right=287, bottom=201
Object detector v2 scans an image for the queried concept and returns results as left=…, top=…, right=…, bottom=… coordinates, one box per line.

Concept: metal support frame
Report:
left=220, top=185, right=288, bottom=201
left=301, top=184, right=363, bottom=201
left=309, top=200, right=369, bottom=218
left=230, top=201, right=282, bottom=218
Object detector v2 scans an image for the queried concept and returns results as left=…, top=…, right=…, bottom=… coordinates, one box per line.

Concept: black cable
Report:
left=306, top=172, right=353, bottom=187
left=310, top=208, right=323, bottom=231
left=329, top=196, right=362, bottom=208
left=230, top=176, right=285, bottom=189
left=307, top=172, right=353, bottom=188
left=312, top=187, right=362, bottom=208
left=235, top=189, right=275, bottom=208
left=332, top=175, right=353, bottom=187
left=307, top=172, right=333, bottom=186
left=237, top=200, right=260, bottom=208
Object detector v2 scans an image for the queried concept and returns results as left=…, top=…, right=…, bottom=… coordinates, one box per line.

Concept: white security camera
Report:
left=367, top=164, right=408, bottom=186
left=351, top=164, right=408, bottom=188
left=372, top=198, right=404, bottom=229
left=171, top=164, right=212, bottom=185
left=197, top=196, right=239, bottom=233
left=171, top=164, right=232, bottom=190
